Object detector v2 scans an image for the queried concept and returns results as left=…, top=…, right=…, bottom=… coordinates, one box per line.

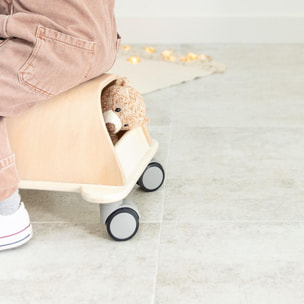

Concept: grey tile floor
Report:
left=1, top=44, right=304, bottom=303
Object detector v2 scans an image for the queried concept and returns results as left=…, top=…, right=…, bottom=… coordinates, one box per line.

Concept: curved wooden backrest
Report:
left=6, top=74, right=126, bottom=186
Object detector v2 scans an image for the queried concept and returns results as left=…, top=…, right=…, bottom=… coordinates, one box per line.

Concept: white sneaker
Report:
left=0, top=202, right=33, bottom=251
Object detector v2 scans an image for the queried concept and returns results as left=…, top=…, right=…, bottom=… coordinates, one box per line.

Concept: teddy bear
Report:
left=101, top=77, right=149, bottom=144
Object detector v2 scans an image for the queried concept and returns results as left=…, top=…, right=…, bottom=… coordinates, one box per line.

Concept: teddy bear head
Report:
left=101, top=77, right=149, bottom=137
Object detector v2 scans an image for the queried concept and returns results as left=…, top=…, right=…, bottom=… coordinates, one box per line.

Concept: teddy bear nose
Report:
left=115, top=108, right=121, bottom=112
left=106, top=122, right=116, bottom=133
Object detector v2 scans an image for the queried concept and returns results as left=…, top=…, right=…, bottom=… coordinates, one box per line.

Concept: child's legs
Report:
left=0, top=38, right=36, bottom=201
left=0, top=35, right=31, bottom=245
left=0, top=117, right=19, bottom=201
left=0, top=0, right=119, bottom=116
left=0, top=1, right=119, bottom=199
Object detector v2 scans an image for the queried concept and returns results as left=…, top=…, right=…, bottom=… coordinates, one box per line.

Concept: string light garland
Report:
left=186, top=52, right=199, bottom=60
left=121, top=45, right=214, bottom=67
left=122, top=45, right=131, bottom=51
left=127, top=55, right=141, bottom=64
left=161, top=50, right=173, bottom=61
left=144, top=46, right=156, bottom=54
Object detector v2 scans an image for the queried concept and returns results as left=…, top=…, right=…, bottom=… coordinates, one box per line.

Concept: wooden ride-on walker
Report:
left=6, top=74, right=165, bottom=241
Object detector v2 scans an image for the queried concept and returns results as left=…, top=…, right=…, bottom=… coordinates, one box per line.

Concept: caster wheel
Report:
left=106, top=207, right=139, bottom=241
left=138, top=161, right=165, bottom=192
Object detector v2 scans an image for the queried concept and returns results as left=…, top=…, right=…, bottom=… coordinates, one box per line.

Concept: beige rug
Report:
left=109, top=47, right=226, bottom=94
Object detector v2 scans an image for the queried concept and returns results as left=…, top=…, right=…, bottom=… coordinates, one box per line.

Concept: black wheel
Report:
left=138, top=162, right=165, bottom=192
left=106, top=207, right=139, bottom=241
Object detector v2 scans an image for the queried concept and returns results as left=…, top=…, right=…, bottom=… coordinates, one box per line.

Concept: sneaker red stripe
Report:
left=0, top=223, right=31, bottom=239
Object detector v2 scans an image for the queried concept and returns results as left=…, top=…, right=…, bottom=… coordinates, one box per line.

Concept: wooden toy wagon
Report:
left=6, top=74, right=165, bottom=241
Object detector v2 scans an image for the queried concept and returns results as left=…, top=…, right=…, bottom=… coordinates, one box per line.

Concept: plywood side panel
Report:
left=7, top=74, right=125, bottom=186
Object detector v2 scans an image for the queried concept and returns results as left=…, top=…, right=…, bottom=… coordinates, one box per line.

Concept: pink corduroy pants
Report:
left=0, top=0, right=120, bottom=200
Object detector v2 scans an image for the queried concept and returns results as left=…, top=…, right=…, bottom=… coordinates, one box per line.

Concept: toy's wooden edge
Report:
left=19, top=138, right=159, bottom=204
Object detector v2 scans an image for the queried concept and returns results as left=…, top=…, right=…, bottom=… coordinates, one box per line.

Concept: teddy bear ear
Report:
left=116, top=77, right=129, bottom=87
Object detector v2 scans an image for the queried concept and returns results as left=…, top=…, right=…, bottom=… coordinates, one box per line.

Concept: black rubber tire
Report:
left=106, top=207, right=139, bottom=241
left=137, top=162, right=165, bottom=192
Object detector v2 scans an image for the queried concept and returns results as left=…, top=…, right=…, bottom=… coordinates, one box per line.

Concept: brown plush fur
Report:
left=101, top=78, right=149, bottom=144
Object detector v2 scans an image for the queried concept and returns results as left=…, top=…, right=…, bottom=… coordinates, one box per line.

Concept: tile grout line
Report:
left=142, top=220, right=304, bottom=224
left=31, top=220, right=304, bottom=224
left=151, top=98, right=174, bottom=304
